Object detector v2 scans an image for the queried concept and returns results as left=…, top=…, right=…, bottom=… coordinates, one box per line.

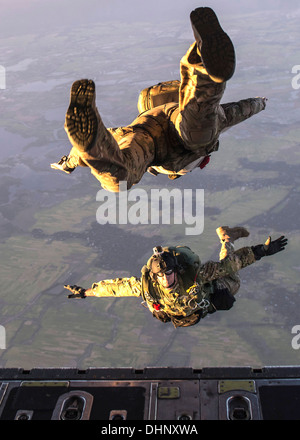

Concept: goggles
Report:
left=156, top=269, right=174, bottom=277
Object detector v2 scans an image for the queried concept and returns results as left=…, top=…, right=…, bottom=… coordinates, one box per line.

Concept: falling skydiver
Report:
left=64, top=227, right=288, bottom=328
left=51, top=7, right=267, bottom=192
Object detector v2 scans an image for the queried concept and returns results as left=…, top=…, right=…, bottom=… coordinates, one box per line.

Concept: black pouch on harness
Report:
left=211, top=283, right=236, bottom=311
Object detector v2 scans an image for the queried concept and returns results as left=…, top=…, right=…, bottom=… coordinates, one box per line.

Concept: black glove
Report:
left=64, top=284, right=86, bottom=298
left=252, top=235, right=288, bottom=260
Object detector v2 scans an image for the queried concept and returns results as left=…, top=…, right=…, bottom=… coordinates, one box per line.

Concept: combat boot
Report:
left=64, top=79, right=99, bottom=153
left=64, top=79, right=125, bottom=184
left=216, top=226, right=250, bottom=243
left=217, top=225, right=249, bottom=261
left=190, top=7, right=235, bottom=83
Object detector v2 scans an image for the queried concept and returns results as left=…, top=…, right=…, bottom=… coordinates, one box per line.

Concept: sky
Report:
left=1, top=0, right=300, bottom=37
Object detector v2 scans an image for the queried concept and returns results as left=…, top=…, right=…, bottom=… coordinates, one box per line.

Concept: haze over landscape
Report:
left=0, top=0, right=299, bottom=369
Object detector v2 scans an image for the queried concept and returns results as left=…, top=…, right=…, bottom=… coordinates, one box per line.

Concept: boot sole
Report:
left=65, top=79, right=98, bottom=152
left=190, top=7, right=235, bottom=83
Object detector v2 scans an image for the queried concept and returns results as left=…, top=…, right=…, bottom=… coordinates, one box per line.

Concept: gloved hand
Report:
left=64, top=284, right=86, bottom=298
left=252, top=236, right=288, bottom=260
left=261, top=97, right=268, bottom=108
left=256, top=96, right=268, bottom=109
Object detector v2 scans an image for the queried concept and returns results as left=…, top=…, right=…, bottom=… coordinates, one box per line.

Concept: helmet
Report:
left=148, top=246, right=178, bottom=278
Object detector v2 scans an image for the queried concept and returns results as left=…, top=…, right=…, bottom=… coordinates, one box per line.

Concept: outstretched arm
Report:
left=221, top=97, right=267, bottom=131
left=65, top=276, right=142, bottom=298
left=199, top=246, right=256, bottom=282
left=199, top=235, right=288, bottom=282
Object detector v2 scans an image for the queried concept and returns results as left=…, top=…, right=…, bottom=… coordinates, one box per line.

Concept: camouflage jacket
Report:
left=89, top=246, right=256, bottom=325
left=109, top=97, right=266, bottom=176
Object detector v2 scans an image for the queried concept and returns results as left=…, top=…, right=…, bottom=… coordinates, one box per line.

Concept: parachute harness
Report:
left=186, top=283, right=211, bottom=316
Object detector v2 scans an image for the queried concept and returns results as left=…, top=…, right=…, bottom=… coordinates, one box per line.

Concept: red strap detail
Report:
left=199, top=155, right=211, bottom=169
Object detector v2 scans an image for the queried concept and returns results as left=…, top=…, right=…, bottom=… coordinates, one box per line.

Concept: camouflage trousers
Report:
left=217, top=240, right=240, bottom=296
left=65, top=42, right=227, bottom=192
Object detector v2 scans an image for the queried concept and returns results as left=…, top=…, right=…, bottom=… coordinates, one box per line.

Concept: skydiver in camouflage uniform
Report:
left=51, top=7, right=267, bottom=192
left=64, top=227, right=287, bottom=328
